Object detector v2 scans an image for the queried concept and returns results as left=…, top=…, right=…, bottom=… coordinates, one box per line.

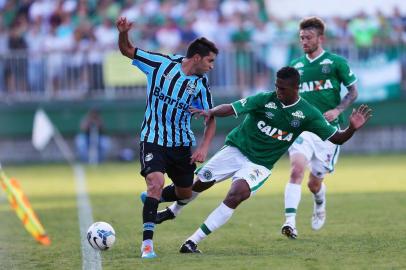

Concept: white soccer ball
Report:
left=87, top=221, right=116, bottom=251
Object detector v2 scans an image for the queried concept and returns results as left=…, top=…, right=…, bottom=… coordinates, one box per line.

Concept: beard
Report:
left=304, top=45, right=318, bottom=54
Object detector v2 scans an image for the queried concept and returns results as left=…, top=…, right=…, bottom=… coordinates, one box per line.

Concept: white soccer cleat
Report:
left=140, top=243, right=157, bottom=259
left=311, top=199, right=326, bottom=230
left=281, top=222, right=298, bottom=239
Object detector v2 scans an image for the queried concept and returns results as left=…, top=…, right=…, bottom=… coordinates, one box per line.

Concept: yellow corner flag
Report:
left=0, top=170, right=51, bottom=246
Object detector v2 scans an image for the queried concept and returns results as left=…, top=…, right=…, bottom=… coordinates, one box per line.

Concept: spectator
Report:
left=155, top=17, right=182, bottom=52
left=25, top=17, right=45, bottom=92
left=348, top=11, right=379, bottom=59
left=75, top=109, right=110, bottom=163
left=0, top=20, right=8, bottom=94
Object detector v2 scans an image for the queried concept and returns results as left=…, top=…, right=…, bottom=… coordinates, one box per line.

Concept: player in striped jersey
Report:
left=117, top=17, right=218, bottom=258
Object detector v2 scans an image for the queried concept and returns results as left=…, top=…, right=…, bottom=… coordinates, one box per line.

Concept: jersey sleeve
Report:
left=306, top=109, right=338, bottom=141
left=132, top=48, right=168, bottom=74
left=336, top=57, right=357, bottom=87
left=231, top=93, right=266, bottom=117
left=192, top=75, right=214, bottom=110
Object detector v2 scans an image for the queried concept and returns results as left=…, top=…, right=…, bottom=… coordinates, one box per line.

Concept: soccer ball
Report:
left=87, top=221, right=116, bottom=251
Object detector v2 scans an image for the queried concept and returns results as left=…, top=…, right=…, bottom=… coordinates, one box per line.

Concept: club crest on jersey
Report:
left=321, top=64, right=330, bottom=74
left=186, top=81, right=197, bottom=95
left=292, top=110, right=305, bottom=119
left=145, top=153, right=153, bottom=162
left=202, top=170, right=213, bottom=180
left=320, top=59, right=333, bottom=74
left=294, top=62, right=304, bottom=68
left=265, top=102, right=277, bottom=109
left=291, top=119, right=301, bottom=128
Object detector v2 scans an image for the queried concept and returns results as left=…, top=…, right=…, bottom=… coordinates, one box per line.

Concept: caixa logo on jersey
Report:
left=153, top=86, right=190, bottom=111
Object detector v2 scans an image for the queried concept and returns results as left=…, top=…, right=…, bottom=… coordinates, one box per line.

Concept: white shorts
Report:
left=195, top=146, right=271, bottom=194
left=288, top=131, right=340, bottom=178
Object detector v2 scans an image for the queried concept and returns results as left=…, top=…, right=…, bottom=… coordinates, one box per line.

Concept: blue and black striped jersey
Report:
left=132, top=48, right=214, bottom=147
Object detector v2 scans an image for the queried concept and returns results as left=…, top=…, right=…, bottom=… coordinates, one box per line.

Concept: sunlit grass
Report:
left=0, top=154, right=405, bottom=269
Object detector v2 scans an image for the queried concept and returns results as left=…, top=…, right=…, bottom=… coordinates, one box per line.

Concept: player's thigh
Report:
left=310, top=140, right=340, bottom=178
left=166, top=146, right=196, bottom=188
left=288, top=131, right=315, bottom=162
left=196, top=145, right=247, bottom=183
left=139, top=142, right=167, bottom=177
left=233, top=161, right=271, bottom=195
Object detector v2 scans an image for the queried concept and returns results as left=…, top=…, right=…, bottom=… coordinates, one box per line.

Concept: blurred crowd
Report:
left=1, top=0, right=406, bottom=54
left=1, top=0, right=406, bottom=96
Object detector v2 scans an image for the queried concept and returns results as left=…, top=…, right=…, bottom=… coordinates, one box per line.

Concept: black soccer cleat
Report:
left=281, top=223, right=298, bottom=239
left=155, top=207, right=175, bottom=224
left=179, top=240, right=201, bottom=253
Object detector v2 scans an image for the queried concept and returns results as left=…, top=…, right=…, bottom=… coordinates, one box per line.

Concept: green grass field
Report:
left=1, top=154, right=405, bottom=270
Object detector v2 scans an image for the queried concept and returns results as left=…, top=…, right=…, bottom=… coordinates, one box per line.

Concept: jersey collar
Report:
left=280, top=97, right=301, bottom=108
left=306, top=50, right=325, bottom=63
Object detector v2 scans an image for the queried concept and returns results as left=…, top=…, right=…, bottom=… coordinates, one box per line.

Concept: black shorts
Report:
left=139, top=142, right=196, bottom=188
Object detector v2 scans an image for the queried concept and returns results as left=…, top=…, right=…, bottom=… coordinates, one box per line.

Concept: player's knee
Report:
left=145, top=174, right=164, bottom=197
left=290, top=166, right=305, bottom=183
left=308, top=180, right=321, bottom=193
left=175, top=188, right=192, bottom=200
left=225, top=189, right=250, bottom=208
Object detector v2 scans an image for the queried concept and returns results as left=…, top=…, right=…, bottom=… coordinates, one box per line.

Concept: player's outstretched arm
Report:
left=190, top=117, right=216, bottom=164
left=116, top=17, right=135, bottom=59
left=190, top=104, right=235, bottom=124
left=328, top=104, right=372, bottom=145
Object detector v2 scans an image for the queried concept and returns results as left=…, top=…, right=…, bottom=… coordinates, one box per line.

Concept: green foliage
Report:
left=1, top=155, right=406, bottom=269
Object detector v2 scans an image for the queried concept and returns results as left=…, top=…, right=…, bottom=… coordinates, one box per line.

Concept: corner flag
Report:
left=0, top=167, right=51, bottom=245
left=32, top=109, right=54, bottom=151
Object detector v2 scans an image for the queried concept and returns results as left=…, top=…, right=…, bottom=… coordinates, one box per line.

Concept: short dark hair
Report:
left=277, top=66, right=300, bottom=85
left=299, top=17, right=325, bottom=36
left=186, top=37, right=219, bottom=58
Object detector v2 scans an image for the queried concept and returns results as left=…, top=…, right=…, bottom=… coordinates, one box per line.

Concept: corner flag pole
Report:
left=0, top=165, right=51, bottom=246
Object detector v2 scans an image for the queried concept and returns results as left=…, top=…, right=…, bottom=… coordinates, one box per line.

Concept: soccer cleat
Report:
left=140, top=191, right=147, bottom=204
left=156, top=207, right=176, bottom=224
left=281, top=223, right=298, bottom=239
left=311, top=199, right=326, bottom=230
left=179, top=240, right=201, bottom=253
left=141, top=244, right=157, bottom=259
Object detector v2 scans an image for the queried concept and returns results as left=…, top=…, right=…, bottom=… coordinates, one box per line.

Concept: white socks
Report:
left=284, top=183, right=302, bottom=226
left=189, top=202, right=234, bottom=244
left=168, top=191, right=199, bottom=216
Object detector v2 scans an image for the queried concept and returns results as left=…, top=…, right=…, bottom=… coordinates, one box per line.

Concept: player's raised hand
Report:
left=116, top=17, right=133, bottom=33
left=349, top=104, right=372, bottom=130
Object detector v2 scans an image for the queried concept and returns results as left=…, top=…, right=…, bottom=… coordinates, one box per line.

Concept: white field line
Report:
left=74, top=164, right=102, bottom=270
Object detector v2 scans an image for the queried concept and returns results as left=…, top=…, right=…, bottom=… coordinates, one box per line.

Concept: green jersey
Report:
left=290, top=51, right=357, bottom=126
left=225, top=92, right=338, bottom=170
